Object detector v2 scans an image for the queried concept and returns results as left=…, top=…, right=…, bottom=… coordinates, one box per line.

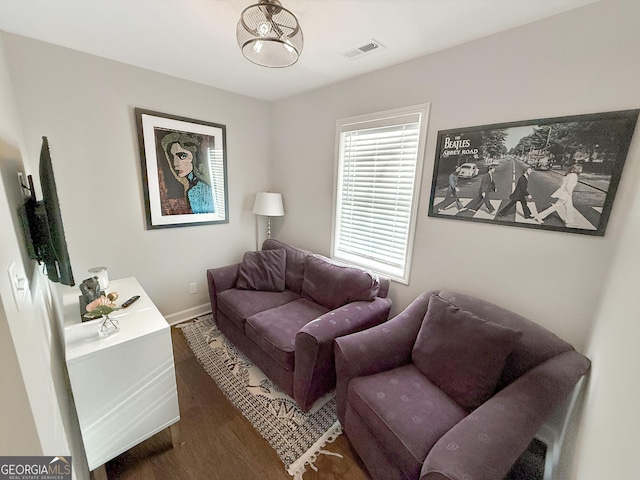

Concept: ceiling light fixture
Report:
left=237, top=0, right=303, bottom=68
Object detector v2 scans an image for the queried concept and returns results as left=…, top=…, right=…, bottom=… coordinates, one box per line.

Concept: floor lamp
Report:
left=253, top=192, right=284, bottom=249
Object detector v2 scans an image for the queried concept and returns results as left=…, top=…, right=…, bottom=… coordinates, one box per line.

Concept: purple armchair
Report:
left=334, top=290, right=590, bottom=480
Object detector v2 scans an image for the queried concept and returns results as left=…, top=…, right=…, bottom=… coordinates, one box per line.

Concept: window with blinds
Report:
left=208, top=147, right=227, bottom=216
left=332, top=104, right=429, bottom=284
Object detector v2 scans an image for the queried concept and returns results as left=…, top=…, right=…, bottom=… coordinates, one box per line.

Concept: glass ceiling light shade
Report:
left=237, top=0, right=303, bottom=68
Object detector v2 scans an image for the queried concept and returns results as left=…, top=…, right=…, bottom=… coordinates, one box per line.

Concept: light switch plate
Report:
left=17, top=172, right=31, bottom=197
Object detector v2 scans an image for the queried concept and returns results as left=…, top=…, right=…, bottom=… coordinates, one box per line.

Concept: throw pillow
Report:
left=412, top=294, right=522, bottom=410
left=236, top=248, right=286, bottom=292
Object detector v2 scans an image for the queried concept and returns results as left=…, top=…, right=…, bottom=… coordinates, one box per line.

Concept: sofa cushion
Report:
left=217, top=288, right=300, bottom=331
left=245, top=298, right=330, bottom=370
left=236, top=248, right=286, bottom=292
left=262, top=239, right=309, bottom=295
left=348, top=364, right=467, bottom=479
left=302, top=255, right=380, bottom=310
left=412, top=294, right=522, bottom=410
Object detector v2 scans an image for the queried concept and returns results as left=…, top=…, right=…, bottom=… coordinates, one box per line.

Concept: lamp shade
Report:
left=253, top=192, right=284, bottom=216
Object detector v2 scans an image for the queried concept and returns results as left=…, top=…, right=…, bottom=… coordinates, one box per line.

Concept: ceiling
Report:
left=0, top=0, right=597, bottom=102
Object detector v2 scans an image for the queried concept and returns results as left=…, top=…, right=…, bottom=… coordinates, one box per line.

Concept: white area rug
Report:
left=178, top=314, right=342, bottom=479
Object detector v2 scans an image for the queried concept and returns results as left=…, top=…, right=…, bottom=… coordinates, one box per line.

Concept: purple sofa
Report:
left=335, top=290, right=591, bottom=480
left=207, top=239, right=392, bottom=411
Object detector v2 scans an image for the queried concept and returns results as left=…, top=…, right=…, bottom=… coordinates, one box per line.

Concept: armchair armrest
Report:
left=421, top=349, right=591, bottom=480
left=207, top=264, right=240, bottom=320
left=334, top=290, right=438, bottom=422
left=294, top=296, right=392, bottom=411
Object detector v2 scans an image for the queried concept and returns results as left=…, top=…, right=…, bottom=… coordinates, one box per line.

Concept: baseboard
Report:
left=165, top=303, right=212, bottom=326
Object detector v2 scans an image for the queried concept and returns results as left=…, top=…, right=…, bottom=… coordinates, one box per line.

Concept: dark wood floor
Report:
left=100, top=326, right=370, bottom=480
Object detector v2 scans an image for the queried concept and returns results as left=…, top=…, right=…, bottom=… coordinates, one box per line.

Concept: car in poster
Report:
left=534, top=156, right=552, bottom=170
left=456, top=163, right=479, bottom=178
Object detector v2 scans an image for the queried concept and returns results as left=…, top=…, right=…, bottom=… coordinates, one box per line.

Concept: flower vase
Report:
left=98, top=314, right=120, bottom=337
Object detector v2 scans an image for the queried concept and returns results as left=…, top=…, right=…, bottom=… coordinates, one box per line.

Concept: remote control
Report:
left=121, top=295, right=140, bottom=308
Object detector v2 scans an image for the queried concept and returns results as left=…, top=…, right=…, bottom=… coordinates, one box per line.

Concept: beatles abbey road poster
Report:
left=428, top=110, right=639, bottom=236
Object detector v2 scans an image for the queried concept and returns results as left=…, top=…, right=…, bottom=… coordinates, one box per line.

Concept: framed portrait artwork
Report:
left=135, top=108, right=229, bottom=229
left=427, top=109, right=639, bottom=236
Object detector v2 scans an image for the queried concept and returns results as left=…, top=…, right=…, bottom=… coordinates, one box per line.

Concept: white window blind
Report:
left=332, top=105, right=429, bottom=283
left=208, top=147, right=226, bottom=216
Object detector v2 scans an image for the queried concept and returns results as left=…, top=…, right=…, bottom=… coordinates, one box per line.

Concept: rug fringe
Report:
left=287, top=420, right=343, bottom=479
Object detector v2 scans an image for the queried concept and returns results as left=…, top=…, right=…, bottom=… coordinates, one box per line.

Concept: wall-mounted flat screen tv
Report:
left=18, top=137, right=75, bottom=286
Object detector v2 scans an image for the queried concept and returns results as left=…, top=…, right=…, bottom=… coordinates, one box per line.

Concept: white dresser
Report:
left=64, top=277, right=180, bottom=476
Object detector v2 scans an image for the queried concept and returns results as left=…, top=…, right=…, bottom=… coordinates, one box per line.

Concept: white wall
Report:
left=0, top=32, right=80, bottom=474
left=0, top=32, right=40, bottom=450
left=0, top=301, right=39, bottom=454
left=271, top=0, right=640, bottom=353
left=2, top=33, right=272, bottom=322
left=572, top=146, right=640, bottom=478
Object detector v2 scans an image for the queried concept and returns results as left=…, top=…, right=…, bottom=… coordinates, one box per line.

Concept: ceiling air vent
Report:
left=340, top=39, right=385, bottom=60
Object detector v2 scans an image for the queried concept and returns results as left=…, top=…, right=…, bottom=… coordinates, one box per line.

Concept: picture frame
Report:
left=428, top=109, right=639, bottom=236
left=135, top=108, right=229, bottom=229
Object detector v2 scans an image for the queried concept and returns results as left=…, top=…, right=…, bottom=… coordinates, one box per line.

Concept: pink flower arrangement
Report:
left=84, top=292, right=119, bottom=319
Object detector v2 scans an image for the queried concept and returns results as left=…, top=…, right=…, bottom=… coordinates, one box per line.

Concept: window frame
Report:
left=331, top=103, right=430, bottom=285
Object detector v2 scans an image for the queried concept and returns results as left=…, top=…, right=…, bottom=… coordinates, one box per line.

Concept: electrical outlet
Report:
left=189, top=282, right=197, bottom=294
